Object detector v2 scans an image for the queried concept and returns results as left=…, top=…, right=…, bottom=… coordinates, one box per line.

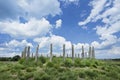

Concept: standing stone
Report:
left=88, top=46, right=92, bottom=58
left=21, top=51, right=24, bottom=58
left=31, top=53, right=33, bottom=58
left=50, top=44, right=53, bottom=62
left=81, top=46, right=84, bottom=58
left=78, top=53, right=80, bottom=58
left=35, top=45, right=39, bottom=62
left=26, top=46, right=30, bottom=60
left=92, top=46, right=95, bottom=58
left=75, top=54, right=77, bottom=58
left=72, top=44, right=74, bottom=60
left=67, top=54, right=68, bottom=58
left=63, top=44, right=65, bottom=61
left=23, top=47, right=27, bottom=58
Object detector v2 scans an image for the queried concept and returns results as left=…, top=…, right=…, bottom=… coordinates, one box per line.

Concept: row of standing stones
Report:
left=21, top=44, right=95, bottom=62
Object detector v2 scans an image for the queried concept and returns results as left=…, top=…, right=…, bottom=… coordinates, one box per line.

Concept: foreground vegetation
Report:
left=0, top=57, right=120, bottom=80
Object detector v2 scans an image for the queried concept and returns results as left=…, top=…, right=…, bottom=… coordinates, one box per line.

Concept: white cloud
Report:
left=34, top=35, right=91, bottom=55
left=0, top=18, right=52, bottom=38
left=78, top=0, right=120, bottom=51
left=78, top=0, right=107, bottom=26
left=6, top=39, right=33, bottom=48
left=0, top=0, right=61, bottom=20
left=34, top=35, right=71, bottom=50
left=18, top=0, right=61, bottom=19
left=108, top=46, right=120, bottom=54
left=55, top=19, right=62, bottom=28
left=60, top=0, right=79, bottom=5
left=0, top=39, right=33, bottom=57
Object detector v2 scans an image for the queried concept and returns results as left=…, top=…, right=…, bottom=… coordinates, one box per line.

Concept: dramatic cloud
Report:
left=6, top=39, right=33, bottom=48
left=0, top=18, right=52, bottom=38
left=59, top=0, right=79, bottom=5
left=0, top=0, right=23, bottom=20
left=78, top=0, right=120, bottom=51
left=78, top=0, right=107, bottom=26
left=55, top=19, right=62, bottom=28
left=34, top=35, right=90, bottom=55
left=18, top=0, right=61, bottom=19
left=0, top=39, right=33, bottom=57
left=0, top=0, right=61, bottom=21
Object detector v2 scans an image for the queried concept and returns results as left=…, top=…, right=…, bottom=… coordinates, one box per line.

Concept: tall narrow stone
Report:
left=63, top=44, right=65, bottom=61
left=35, top=45, right=39, bottom=62
left=21, top=51, right=23, bottom=58
left=67, top=54, right=68, bottom=58
left=81, top=46, right=84, bottom=58
left=32, top=53, right=33, bottom=58
left=23, top=47, right=27, bottom=58
left=72, top=44, right=74, bottom=60
left=78, top=53, right=80, bottom=58
left=88, top=46, right=92, bottom=58
left=50, top=44, right=53, bottom=62
left=92, top=46, right=95, bottom=58
left=26, top=46, right=30, bottom=60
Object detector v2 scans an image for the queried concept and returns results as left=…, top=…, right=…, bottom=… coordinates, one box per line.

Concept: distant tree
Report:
left=11, top=55, right=21, bottom=61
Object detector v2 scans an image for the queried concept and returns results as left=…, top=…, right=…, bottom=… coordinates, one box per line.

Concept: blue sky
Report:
left=0, top=0, right=120, bottom=59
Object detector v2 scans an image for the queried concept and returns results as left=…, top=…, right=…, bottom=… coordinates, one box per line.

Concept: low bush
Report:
left=46, top=62, right=54, bottom=67
left=63, top=58, right=73, bottom=67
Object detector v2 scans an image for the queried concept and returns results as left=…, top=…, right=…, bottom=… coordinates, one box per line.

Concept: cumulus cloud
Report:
left=0, top=0, right=61, bottom=20
left=0, top=0, right=23, bottom=20
left=0, top=18, right=52, bottom=38
left=59, top=0, right=79, bottom=5
left=34, top=35, right=90, bottom=55
left=6, top=39, right=33, bottom=48
left=0, top=39, right=33, bottom=57
left=78, top=0, right=107, bottom=26
left=55, top=19, right=62, bottom=28
left=78, top=0, right=120, bottom=51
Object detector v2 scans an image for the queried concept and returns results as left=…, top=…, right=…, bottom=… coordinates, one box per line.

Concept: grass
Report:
left=0, top=57, right=120, bottom=80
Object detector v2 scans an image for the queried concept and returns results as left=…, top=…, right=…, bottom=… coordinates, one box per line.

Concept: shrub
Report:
left=19, top=58, right=25, bottom=64
left=11, top=55, right=21, bottom=61
left=39, top=56, right=46, bottom=64
left=40, top=73, right=51, bottom=80
left=78, top=70, right=86, bottom=78
left=74, top=58, right=81, bottom=67
left=85, top=70, right=98, bottom=79
left=26, top=67, right=36, bottom=72
left=46, top=62, right=54, bottom=67
left=63, top=59, right=73, bottom=67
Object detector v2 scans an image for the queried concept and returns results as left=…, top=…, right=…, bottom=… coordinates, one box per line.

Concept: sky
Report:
left=0, top=0, right=120, bottom=59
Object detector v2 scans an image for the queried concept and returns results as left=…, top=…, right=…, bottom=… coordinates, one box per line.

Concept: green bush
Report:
left=46, top=62, right=54, bottom=67
left=78, top=70, right=86, bottom=78
left=74, top=58, right=81, bottom=67
left=11, top=55, right=21, bottom=61
left=39, top=56, right=46, bottom=64
left=19, top=58, right=25, bottom=64
left=26, top=67, right=36, bottom=72
left=63, top=59, right=73, bottom=67
left=40, top=73, right=51, bottom=80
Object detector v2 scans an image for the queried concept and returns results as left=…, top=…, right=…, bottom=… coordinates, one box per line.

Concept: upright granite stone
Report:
left=92, top=46, right=95, bottom=58
left=50, top=44, right=53, bottom=62
left=35, top=45, right=39, bottom=62
left=63, top=44, right=65, bottom=61
left=26, top=46, right=30, bottom=60
left=88, top=46, right=92, bottom=58
left=81, top=46, right=84, bottom=58
left=72, top=44, right=74, bottom=61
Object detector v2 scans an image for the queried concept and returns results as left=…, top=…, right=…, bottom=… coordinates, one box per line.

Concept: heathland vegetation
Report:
left=0, top=57, right=120, bottom=80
